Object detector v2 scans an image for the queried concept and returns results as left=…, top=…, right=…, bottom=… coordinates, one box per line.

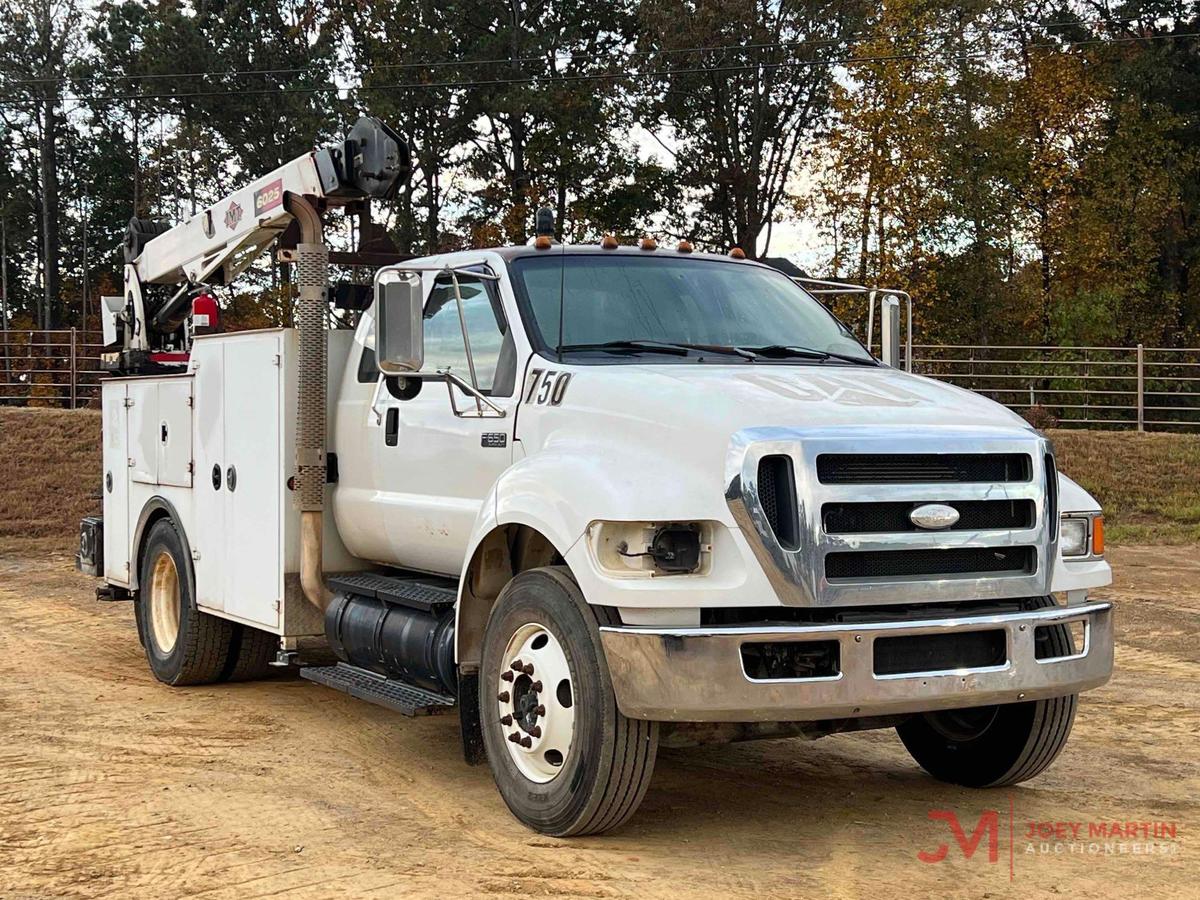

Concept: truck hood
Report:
left=556, top=362, right=1033, bottom=435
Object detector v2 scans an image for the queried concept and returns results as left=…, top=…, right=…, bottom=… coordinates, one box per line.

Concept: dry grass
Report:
left=0, top=408, right=101, bottom=540
left=1049, top=428, right=1200, bottom=544
left=0, top=409, right=1197, bottom=546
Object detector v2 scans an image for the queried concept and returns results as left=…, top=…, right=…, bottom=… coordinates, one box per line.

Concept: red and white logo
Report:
left=224, top=200, right=244, bottom=231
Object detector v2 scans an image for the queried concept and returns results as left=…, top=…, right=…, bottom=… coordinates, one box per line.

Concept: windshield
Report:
left=511, top=254, right=874, bottom=363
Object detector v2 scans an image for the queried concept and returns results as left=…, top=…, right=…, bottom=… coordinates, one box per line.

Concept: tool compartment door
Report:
left=221, top=333, right=283, bottom=629
left=102, top=382, right=130, bottom=584
left=156, top=380, right=193, bottom=488
left=127, top=380, right=159, bottom=485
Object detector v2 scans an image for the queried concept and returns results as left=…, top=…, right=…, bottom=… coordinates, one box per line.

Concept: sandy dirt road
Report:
left=1, top=539, right=1196, bottom=899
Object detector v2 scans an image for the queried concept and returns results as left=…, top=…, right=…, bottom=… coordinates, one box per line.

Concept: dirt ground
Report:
left=0, top=539, right=1196, bottom=899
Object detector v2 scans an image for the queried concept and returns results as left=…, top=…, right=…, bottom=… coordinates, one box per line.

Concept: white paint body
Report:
left=101, top=248, right=1111, bottom=642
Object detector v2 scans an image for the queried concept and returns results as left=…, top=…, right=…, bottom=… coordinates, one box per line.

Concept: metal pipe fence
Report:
left=913, top=344, right=1200, bottom=431
left=2, top=330, right=1199, bottom=430
left=0, top=329, right=105, bottom=408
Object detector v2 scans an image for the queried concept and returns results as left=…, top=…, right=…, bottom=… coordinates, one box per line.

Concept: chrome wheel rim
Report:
left=497, top=622, right=574, bottom=783
left=149, top=551, right=181, bottom=654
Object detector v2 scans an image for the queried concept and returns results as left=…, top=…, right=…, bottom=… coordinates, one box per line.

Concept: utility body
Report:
left=79, top=118, right=1114, bottom=836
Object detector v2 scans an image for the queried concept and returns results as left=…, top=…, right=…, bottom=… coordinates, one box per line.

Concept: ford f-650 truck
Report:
left=78, top=118, right=1113, bottom=836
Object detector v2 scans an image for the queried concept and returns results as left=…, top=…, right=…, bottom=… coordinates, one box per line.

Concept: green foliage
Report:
left=0, top=0, right=1198, bottom=345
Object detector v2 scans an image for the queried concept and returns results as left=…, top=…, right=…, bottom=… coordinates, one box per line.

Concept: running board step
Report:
left=328, top=571, right=457, bottom=613
left=300, top=663, right=456, bottom=716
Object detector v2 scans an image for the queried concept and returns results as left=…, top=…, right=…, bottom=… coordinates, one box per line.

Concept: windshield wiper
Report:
left=557, top=340, right=754, bottom=359
left=738, top=345, right=879, bottom=366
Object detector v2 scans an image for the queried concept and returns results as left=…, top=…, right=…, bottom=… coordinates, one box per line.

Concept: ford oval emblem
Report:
left=909, top=503, right=960, bottom=530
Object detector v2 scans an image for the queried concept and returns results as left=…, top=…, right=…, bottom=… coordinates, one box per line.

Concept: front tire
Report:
left=480, top=567, right=658, bottom=836
left=136, top=519, right=234, bottom=686
left=897, top=602, right=1078, bottom=787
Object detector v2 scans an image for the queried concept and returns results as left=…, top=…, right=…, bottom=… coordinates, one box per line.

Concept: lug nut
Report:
left=529, top=725, right=542, bottom=738
left=511, top=659, right=523, bottom=671
left=531, top=680, right=543, bottom=692
left=500, top=714, right=513, bottom=726
left=535, top=704, right=546, bottom=717
left=508, top=732, right=521, bottom=744
left=520, top=736, right=532, bottom=748
left=521, top=663, right=535, bottom=676
left=501, top=670, right=514, bottom=682
left=497, top=691, right=510, bottom=703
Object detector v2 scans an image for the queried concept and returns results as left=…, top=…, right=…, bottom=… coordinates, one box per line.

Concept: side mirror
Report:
left=375, top=273, right=423, bottom=374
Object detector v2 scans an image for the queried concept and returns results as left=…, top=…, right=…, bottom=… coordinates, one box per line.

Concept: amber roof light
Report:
left=600, top=234, right=619, bottom=250
left=729, top=247, right=746, bottom=260
left=639, top=236, right=658, bottom=251
left=677, top=240, right=694, bottom=253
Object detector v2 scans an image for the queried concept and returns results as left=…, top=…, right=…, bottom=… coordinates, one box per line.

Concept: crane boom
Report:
left=104, top=116, right=408, bottom=374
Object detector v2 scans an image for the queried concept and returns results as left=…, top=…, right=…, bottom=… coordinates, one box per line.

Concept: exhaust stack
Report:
left=286, top=193, right=333, bottom=612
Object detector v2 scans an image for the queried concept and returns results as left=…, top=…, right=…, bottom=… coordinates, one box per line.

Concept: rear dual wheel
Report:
left=136, top=519, right=277, bottom=686
left=480, top=567, right=659, bottom=836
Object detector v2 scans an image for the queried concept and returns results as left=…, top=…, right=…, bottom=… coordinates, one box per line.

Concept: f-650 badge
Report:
left=525, top=369, right=571, bottom=406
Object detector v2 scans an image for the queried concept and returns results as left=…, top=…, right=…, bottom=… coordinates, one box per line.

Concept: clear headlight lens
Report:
left=1060, top=514, right=1103, bottom=558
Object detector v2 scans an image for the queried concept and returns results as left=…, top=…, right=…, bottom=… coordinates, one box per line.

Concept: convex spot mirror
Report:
left=375, top=272, right=424, bottom=374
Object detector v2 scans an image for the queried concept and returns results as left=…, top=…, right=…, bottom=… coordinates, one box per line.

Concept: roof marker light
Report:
left=729, top=247, right=746, bottom=260
left=677, top=240, right=694, bottom=253
left=600, top=234, right=619, bottom=250
left=639, top=237, right=658, bottom=251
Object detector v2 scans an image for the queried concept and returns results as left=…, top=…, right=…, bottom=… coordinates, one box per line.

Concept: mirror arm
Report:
left=442, top=370, right=506, bottom=418
left=386, top=370, right=506, bottom=418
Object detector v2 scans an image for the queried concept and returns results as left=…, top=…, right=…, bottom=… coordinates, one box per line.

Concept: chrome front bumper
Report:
left=599, top=600, right=1113, bottom=722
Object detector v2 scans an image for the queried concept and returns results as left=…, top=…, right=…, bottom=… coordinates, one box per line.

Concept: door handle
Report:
left=385, top=408, right=399, bottom=446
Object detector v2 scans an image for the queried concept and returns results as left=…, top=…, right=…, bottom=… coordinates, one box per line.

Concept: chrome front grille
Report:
left=725, top=427, right=1058, bottom=607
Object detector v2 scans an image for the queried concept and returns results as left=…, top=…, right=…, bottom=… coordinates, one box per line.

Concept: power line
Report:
left=0, top=30, right=1195, bottom=109
left=0, top=14, right=1186, bottom=90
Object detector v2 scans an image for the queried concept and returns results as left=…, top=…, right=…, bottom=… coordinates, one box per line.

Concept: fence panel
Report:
left=913, top=345, right=1200, bottom=431
left=0, top=329, right=105, bottom=408
left=3, top=330, right=1200, bottom=430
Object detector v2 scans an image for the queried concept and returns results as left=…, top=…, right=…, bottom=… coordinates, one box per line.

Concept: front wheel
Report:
left=897, top=695, right=1078, bottom=787
left=480, top=567, right=658, bottom=836
left=897, top=598, right=1079, bottom=788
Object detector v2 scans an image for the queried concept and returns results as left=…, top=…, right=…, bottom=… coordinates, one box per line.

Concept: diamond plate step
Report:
left=329, top=571, right=457, bottom=613
left=300, top=663, right=456, bottom=716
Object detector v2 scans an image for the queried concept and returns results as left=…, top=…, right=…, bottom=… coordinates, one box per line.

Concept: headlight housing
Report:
left=1060, top=513, right=1104, bottom=558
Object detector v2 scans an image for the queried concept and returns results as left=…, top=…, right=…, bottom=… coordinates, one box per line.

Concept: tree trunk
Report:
left=39, top=97, right=59, bottom=329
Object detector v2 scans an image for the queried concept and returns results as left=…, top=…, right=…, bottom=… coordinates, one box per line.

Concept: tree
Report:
left=638, top=0, right=867, bottom=257
left=0, top=0, right=81, bottom=328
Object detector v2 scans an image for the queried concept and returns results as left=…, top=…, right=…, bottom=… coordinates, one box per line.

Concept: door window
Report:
left=423, top=275, right=513, bottom=395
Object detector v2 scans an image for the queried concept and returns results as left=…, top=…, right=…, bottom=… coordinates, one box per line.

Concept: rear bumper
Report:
left=598, top=600, right=1113, bottom=722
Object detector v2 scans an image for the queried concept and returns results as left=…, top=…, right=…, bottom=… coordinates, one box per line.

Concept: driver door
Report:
left=369, top=269, right=519, bottom=575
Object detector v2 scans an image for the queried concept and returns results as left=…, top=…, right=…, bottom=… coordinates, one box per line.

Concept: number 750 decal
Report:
left=524, top=369, right=572, bottom=406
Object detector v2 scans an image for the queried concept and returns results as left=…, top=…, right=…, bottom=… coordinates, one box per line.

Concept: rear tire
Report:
left=223, top=624, right=280, bottom=682
left=480, top=567, right=658, bottom=836
left=137, top=518, right=233, bottom=686
left=897, top=597, right=1078, bottom=787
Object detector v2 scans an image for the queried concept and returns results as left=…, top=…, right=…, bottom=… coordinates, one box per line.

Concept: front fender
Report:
left=1052, top=472, right=1112, bottom=593
left=457, top=441, right=777, bottom=615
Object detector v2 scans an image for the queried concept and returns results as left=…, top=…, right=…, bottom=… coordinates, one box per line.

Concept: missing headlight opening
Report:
left=592, top=521, right=714, bottom=576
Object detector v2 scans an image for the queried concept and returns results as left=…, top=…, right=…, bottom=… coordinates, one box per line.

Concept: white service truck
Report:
left=78, top=118, right=1114, bottom=836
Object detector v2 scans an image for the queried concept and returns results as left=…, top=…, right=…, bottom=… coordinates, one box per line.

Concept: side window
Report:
left=423, top=276, right=513, bottom=395
left=356, top=309, right=378, bottom=383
